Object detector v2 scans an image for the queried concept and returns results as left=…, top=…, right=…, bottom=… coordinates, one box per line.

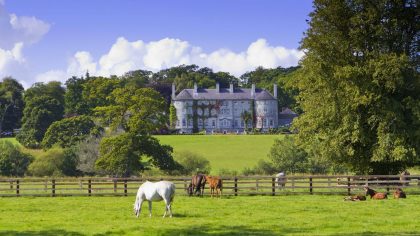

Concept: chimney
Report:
left=193, top=82, right=198, bottom=96
left=229, top=83, right=234, bottom=93
left=273, top=84, right=278, bottom=98
left=172, top=83, right=176, bottom=100
left=251, top=84, right=255, bottom=97
left=216, top=82, right=220, bottom=93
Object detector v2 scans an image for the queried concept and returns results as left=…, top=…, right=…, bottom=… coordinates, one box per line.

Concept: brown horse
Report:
left=344, top=195, right=366, bottom=201
left=393, top=188, right=407, bottom=199
left=364, top=186, right=387, bottom=199
left=188, top=174, right=206, bottom=196
left=205, top=176, right=223, bottom=198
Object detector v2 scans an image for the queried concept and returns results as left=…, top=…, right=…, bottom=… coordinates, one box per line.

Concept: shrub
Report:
left=28, top=147, right=79, bottom=177
left=173, top=151, right=211, bottom=175
left=268, top=136, right=308, bottom=173
left=0, top=141, right=33, bottom=176
left=75, top=135, right=102, bottom=176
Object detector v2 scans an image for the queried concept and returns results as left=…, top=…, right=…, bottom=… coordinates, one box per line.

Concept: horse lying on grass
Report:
left=205, top=176, right=223, bottom=198
left=364, top=186, right=387, bottom=200
left=133, top=181, right=175, bottom=218
left=344, top=195, right=366, bottom=201
left=393, top=188, right=407, bottom=199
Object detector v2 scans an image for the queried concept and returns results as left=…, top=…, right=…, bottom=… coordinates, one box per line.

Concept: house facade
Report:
left=172, top=83, right=278, bottom=133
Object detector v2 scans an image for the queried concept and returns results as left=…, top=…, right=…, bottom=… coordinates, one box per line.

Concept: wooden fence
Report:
left=0, top=175, right=419, bottom=197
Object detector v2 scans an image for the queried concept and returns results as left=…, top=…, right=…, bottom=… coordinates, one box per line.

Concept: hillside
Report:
left=156, top=135, right=283, bottom=174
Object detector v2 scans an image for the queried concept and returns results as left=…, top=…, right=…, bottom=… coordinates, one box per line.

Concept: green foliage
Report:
left=81, top=76, right=121, bottom=114
left=17, top=95, right=64, bottom=148
left=96, top=133, right=179, bottom=177
left=64, top=75, right=91, bottom=115
left=0, top=141, right=33, bottom=176
left=173, top=151, right=211, bottom=175
left=169, top=103, right=177, bottom=129
left=295, top=0, right=420, bottom=174
left=75, top=135, right=102, bottom=176
left=41, top=115, right=99, bottom=149
left=0, top=77, right=24, bottom=133
left=28, top=147, right=79, bottom=177
left=95, top=87, right=167, bottom=134
left=268, top=136, right=308, bottom=173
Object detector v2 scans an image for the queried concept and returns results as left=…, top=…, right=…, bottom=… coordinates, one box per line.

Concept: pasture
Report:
left=1, top=195, right=420, bottom=235
left=156, top=135, right=282, bottom=174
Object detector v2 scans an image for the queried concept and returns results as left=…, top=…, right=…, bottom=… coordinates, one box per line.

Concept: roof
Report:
left=173, top=88, right=276, bottom=101
left=278, top=108, right=298, bottom=119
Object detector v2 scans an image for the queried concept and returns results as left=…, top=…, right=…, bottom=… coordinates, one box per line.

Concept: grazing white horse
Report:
left=275, top=172, right=286, bottom=189
left=133, top=181, right=175, bottom=218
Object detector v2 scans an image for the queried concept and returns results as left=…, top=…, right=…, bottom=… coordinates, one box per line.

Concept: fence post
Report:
left=234, top=177, right=238, bottom=196
left=52, top=179, right=56, bottom=197
left=113, top=179, right=117, bottom=193
left=124, top=180, right=128, bottom=196
left=309, top=177, right=313, bottom=195
left=272, top=178, right=276, bottom=196
left=256, top=178, right=259, bottom=191
left=88, top=179, right=91, bottom=196
left=10, top=180, right=13, bottom=189
left=16, top=180, right=19, bottom=197
left=347, top=177, right=351, bottom=196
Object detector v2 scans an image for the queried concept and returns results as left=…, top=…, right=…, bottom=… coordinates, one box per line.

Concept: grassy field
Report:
left=0, top=195, right=420, bottom=235
left=0, top=137, right=45, bottom=158
left=156, top=135, right=282, bottom=174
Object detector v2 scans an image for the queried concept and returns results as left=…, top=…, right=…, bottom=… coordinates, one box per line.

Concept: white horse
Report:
left=133, top=181, right=175, bottom=218
left=275, top=172, right=286, bottom=189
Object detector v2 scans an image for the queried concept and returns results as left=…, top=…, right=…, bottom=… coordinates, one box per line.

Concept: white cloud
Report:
left=0, top=2, right=50, bottom=85
left=39, top=37, right=303, bottom=83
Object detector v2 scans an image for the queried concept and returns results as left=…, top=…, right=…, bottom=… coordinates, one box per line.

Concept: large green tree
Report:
left=294, top=0, right=419, bottom=174
left=0, top=77, right=24, bottom=133
left=95, top=87, right=180, bottom=176
left=17, top=82, right=65, bottom=148
left=41, top=115, right=100, bottom=149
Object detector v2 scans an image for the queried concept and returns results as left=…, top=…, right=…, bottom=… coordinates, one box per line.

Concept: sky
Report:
left=0, top=0, right=313, bottom=88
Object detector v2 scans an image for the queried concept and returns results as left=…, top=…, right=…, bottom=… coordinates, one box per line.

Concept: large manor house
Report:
left=172, top=82, right=296, bottom=133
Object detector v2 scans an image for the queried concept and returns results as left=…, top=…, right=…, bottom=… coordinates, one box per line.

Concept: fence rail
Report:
left=0, top=175, right=419, bottom=197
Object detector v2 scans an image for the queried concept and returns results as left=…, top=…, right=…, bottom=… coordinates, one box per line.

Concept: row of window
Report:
left=176, top=119, right=268, bottom=128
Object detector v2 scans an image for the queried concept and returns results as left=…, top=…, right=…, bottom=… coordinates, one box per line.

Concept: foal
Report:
left=393, top=188, right=407, bottom=199
left=364, top=186, right=387, bottom=199
left=205, top=176, right=223, bottom=198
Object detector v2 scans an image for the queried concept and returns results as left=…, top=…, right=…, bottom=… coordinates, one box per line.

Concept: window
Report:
left=212, top=120, right=216, bottom=127
left=241, top=120, right=244, bottom=127
left=270, top=119, right=273, bottom=126
left=182, top=119, right=186, bottom=126
left=198, top=119, right=203, bottom=126
left=234, top=120, right=238, bottom=127
left=176, top=120, right=180, bottom=126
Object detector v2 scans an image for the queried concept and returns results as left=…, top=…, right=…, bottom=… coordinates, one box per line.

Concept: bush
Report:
left=76, top=135, right=102, bottom=176
left=28, top=147, right=79, bottom=177
left=268, top=136, right=308, bottom=173
left=217, top=168, right=238, bottom=177
left=0, top=141, right=33, bottom=176
left=173, top=151, right=211, bottom=175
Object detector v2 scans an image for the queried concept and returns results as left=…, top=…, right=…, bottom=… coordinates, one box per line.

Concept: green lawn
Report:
left=0, top=195, right=419, bottom=235
left=0, top=137, right=45, bottom=158
left=156, top=135, right=283, bottom=174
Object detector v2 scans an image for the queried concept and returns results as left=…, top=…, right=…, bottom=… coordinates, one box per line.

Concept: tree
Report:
left=294, top=0, right=420, bottom=174
left=17, top=81, right=65, bottom=148
left=268, top=136, right=308, bottom=173
left=173, top=151, right=211, bottom=175
left=0, top=141, right=33, bottom=176
left=95, top=87, right=167, bottom=134
left=0, top=77, right=24, bottom=133
left=81, top=76, right=121, bottom=114
left=76, top=135, right=102, bottom=176
left=96, top=133, right=179, bottom=177
left=17, top=96, right=64, bottom=148
left=64, top=76, right=90, bottom=115
left=41, top=115, right=100, bottom=149
left=240, top=111, right=252, bottom=130
left=94, top=86, right=180, bottom=176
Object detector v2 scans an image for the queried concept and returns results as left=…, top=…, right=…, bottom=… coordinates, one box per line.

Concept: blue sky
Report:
left=0, top=0, right=313, bottom=87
